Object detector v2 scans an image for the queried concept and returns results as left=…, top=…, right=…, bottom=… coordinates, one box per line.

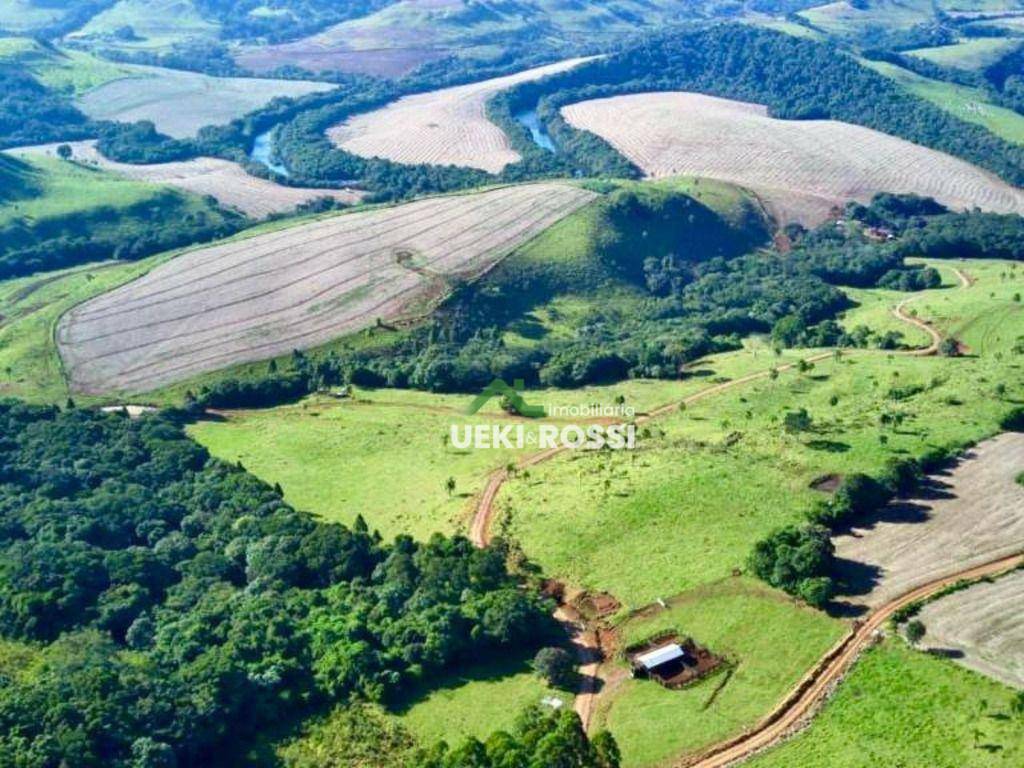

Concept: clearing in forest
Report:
left=327, top=57, right=592, bottom=173
left=916, top=570, right=1024, bottom=688
left=57, top=182, right=596, bottom=394
left=8, top=142, right=363, bottom=218
left=561, top=91, right=1024, bottom=224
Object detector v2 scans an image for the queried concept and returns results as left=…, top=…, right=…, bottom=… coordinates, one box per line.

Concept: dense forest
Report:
left=0, top=402, right=562, bottom=766
left=0, top=66, right=93, bottom=149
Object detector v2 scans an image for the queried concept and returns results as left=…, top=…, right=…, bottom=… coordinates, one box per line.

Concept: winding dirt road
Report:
left=468, top=351, right=835, bottom=728
left=467, top=274, right=965, bottom=747
left=891, top=296, right=942, bottom=355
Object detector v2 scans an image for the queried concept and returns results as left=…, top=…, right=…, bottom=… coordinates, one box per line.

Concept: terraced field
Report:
left=916, top=570, right=1024, bottom=688
left=561, top=91, right=1024, bottom=223
left=833, top=431, right=1024, bottom=609
left=58, top=182, right=596, bottom=394
left=9, top=142, right=363, bottom=217
left=74, top=65, right=334, bottom=138
left=328, top=57, right=592, bottom=173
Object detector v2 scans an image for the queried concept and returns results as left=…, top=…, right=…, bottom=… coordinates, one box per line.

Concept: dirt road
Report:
left=891, top=296, right=942, bottom=355
left=468, top=351, right=835, bottom=728
left=466, top=277, right=966, bottom=739
left=678, top=553, right=1024, bottom=768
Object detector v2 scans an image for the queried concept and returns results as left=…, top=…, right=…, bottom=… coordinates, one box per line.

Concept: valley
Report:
left=1, top=2, right=1023, bottom=767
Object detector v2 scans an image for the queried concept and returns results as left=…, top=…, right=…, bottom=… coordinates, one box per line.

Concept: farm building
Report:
left=626, top=634, right=725, bottom=689
left=631, top=643, right=690, bottom=679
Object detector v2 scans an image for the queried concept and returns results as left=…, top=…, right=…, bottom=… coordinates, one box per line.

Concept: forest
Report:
left=0, top=402, right=569, bottom=766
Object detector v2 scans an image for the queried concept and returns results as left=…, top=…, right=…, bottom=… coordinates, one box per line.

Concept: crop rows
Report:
left=833, top=432, right=1024, bottom=610
left=562, top=92, right=1024, bottom=224
left=58, top=182, right=596, bottom=394
left=11, top=142, right=363, bottom=218
left=75, top=64, right=333, bottom=139
left=328, top=58, right=592, bottom=173
left=916, top=569, right=1024, bottom=688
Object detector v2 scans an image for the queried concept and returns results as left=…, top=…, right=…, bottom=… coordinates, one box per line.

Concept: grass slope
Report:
left=748, top=640, right=1024, bottom=767
left=0, top=154, right=161, bottom=226
left=69, top=0, right=219, bottom=52
left=594, top=579, right=844, bottom=767
left=863, top=58, right=1024, bottom=146
left=0, top=37, right=134, bottom=95
left=497, top=259, right=1024, bottom=607
left=907, top=37, right=1023, bottom=71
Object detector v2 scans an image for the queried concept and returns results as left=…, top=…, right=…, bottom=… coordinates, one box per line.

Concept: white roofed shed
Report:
left=634, top=643, right=686, bottom=671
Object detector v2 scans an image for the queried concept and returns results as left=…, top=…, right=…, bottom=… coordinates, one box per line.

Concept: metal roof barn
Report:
left=635, top=643, right=686, bottom=670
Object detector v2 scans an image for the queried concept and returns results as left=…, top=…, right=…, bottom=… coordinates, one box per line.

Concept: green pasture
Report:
left=863, top=58, right=1024, bottom=145
left=495, top=259, right=1024, bottom=607
left=594, top=579, right=844, bottom=767
left=0, top=155, right=161, bottom=227
left=906, top=37, right=1023, bottom=71
left=748, top=639, right=1024, bottom=767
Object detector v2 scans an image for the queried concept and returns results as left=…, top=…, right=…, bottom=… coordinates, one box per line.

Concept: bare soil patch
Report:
left=561, top=92, right=1024, bottom=225
left=327, top=58, right=593, bottom=173
left=917, top=569, right=1024, bottom=688
left=9, top=142, right=363, bottom=218
left=57, top=183, right=596, bottom=394
left=810, top=473, right=843, bottom=493
left=833, top=431, right=1024, bottom=611
left=573, top=591, right=622, bottom=621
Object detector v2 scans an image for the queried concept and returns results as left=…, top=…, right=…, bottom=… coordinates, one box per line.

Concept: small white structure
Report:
left=540, top=696, right=564, bottom=710
left=633, top=643, right=686, bottom=673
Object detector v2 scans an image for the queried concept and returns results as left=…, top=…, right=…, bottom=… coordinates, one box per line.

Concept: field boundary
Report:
left=678, top=552, right=1024, bottom=768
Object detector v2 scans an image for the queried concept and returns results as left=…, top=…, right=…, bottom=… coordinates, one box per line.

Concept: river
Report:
left=250, top=127, right=290, bottom=177
left=514, top=108, right=557, bottom=152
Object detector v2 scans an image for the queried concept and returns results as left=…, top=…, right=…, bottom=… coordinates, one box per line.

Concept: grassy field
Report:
left=907, top=37, right=1023, bottom=71
left=0, top=0, right=97, bottom=33
left=277, top=650, right=570, bottom=763
left=748, top=639, right=1024, bottom=767
left=0, top=154, right=164, bottom=226
left=390, top=652, right=571, bottom=746
left=594, top=579, right=844, bottom=767
left=188, top=391, right=531, bottom=542
left=798, top=0, right=935, bottom=37
left=69, top=0, right=220, bottom=52
left=186, top=340, right=808, bottom=542
left=0, top=37, right=134, bottom=95
left=495, top=259, right=1024, bottom=607
left=863, top=58, right=1024, bottom=145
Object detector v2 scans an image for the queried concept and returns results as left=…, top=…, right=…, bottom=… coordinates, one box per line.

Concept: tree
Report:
left=938, top=338, right=960, bottom=357
left=533, top=646, right=574, bottom=687
left=905, top=619, right=926, bottom=646
left=56, top=143, right=73, bottom=161
left=1010, top=690, right=1024, bottom=718
left=783, top=408, right=813, bottom=435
